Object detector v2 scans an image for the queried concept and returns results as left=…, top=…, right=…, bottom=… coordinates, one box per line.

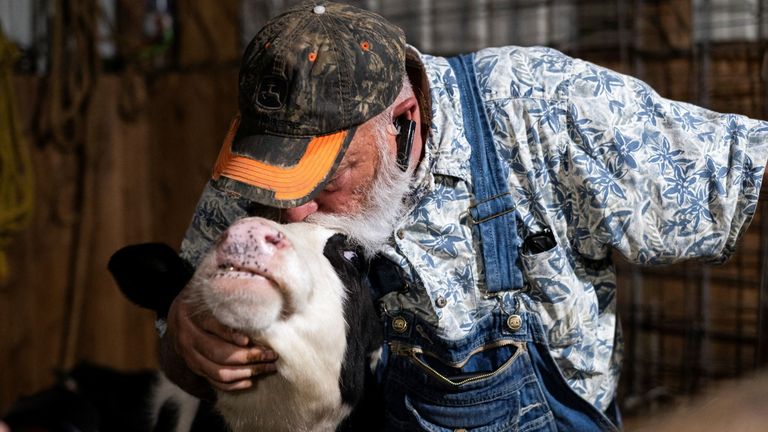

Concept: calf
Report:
left=109, top=218, right=383, bottom=432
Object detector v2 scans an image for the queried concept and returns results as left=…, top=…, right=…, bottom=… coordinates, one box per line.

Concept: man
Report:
left=160, top=1, right=768, bottom=430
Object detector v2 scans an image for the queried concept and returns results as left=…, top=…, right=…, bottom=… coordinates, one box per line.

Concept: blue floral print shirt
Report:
left=180, top=45, right=768, bottom=411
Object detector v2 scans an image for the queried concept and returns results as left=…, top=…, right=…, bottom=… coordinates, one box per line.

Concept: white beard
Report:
left=307, top=141, right=414, bottom=258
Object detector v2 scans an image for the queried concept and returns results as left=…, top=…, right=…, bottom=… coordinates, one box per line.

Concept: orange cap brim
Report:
left=212, top=115, right=351, bottom=204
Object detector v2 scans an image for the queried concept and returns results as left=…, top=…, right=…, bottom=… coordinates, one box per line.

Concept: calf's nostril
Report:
left=265, top=231, right=286, bottom=248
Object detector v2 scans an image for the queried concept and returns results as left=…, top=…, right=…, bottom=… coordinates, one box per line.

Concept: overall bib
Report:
left=373, top=54, right=620, bottom=431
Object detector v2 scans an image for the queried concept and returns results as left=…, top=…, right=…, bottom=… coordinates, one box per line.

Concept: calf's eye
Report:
left=342, top=250, right=358, bottom=263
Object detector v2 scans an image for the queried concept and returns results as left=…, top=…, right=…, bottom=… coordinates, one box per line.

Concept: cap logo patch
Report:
left=255, top=76, right=287, bottom=110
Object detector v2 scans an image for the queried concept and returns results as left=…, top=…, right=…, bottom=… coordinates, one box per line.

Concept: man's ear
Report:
left=107, top=243, right=193, bottom=314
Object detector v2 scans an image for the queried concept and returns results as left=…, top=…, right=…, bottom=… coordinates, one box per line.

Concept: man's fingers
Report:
left=170, top=292, right=279, bottom=392
left=187, top=324, right=277, bottom=365
left=206, top=363, right=279, bottom=392
left=182, top=306, right=277, bottom=364
left=199, top=341, right=278, bottom=365
left=199, top=315, right=250, bottom=346
left=189, top=350, right=278, bottom=390
left=210, top=379, right=253, bottom=392
left=185, top=302, right=251, bottom=347
left=246, top=347, right=279, bottom=363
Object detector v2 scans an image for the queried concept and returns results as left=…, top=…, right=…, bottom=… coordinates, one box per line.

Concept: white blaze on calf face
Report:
left=190, top=218, right=338, bottom=333
left=186, top=217, right=356, bottom=432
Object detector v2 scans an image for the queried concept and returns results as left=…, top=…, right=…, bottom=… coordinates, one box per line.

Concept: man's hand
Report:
left=164, top=289, right=278, bottom=392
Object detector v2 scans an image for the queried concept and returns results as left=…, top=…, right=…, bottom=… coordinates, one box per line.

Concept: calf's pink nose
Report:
left=217, top=220, right=289, bottom=261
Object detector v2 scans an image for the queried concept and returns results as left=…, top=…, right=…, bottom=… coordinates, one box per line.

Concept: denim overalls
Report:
left=372, top=54, right=621, bottom=431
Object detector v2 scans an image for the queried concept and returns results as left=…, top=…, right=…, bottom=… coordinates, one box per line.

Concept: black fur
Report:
left=322, top=234, right=385, bottom=431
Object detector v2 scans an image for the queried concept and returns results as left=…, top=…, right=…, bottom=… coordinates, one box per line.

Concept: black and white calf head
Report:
left=109, top=217, right=383, bottom=432
left=191, top=219, right=353, bottom=333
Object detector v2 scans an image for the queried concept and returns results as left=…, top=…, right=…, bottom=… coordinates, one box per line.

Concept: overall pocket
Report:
left=518, top=233, right=620, bottom=431
left=395, top=339, right=523, bottom=387
left=382, top=325, right=555, bottom=432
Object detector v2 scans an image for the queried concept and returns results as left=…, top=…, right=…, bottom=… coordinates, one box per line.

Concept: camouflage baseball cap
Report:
left=211, top=1, right=406, bottom=208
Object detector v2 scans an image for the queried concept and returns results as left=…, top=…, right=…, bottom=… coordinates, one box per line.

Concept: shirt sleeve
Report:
left=564, top=58, right=768, bottom=265
left=179, top=181, right=252, bottom=267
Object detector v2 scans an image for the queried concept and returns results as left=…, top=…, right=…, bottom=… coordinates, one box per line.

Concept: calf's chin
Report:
left=108, top=217, right=384, bottom=432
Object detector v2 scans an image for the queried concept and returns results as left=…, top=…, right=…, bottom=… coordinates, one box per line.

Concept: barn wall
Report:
left=0, top=0, right=240, bottom=412
left=0, top=70, right=237, bottom=412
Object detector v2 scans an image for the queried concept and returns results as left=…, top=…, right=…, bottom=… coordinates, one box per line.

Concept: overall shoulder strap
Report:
left=447, top=54, right=523, bottom=293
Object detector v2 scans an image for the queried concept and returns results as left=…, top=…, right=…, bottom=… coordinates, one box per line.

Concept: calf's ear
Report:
left=107, top=243, right=193, bottom=316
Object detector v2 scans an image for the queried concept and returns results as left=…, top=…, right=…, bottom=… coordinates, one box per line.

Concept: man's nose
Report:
left=281, top=200, right=319, bottom=222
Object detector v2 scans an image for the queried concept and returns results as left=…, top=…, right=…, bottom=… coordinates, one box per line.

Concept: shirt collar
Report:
left=405, top=47, right=473, bottom=205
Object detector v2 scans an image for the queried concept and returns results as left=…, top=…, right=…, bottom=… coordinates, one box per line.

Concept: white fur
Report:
left=189, top=219, right=352, bottom=432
